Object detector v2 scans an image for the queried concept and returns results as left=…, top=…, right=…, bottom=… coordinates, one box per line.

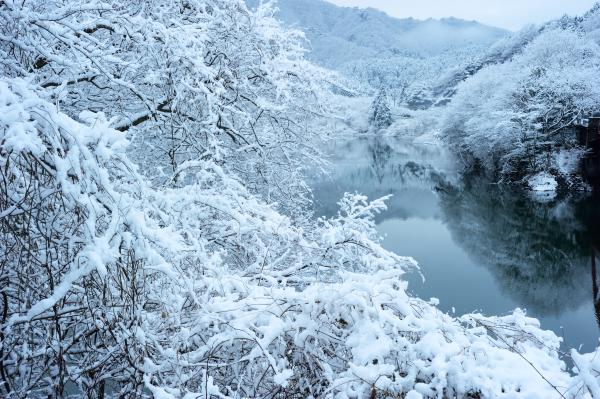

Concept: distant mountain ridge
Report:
left=246, top=0, right=508, bottom=69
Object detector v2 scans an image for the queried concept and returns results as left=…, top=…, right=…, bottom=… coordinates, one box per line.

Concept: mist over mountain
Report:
left=246, top=0, right=508, bottom=69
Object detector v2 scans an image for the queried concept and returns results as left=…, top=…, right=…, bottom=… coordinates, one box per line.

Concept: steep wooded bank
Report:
left=441, top=6, right=600, bottom=190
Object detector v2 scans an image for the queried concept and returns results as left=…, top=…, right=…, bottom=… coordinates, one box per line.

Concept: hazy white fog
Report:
left=326, top=0, right=598, bottom=30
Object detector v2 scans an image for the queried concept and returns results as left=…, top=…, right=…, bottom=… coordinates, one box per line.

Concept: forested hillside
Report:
left=246, top=0, right=507, bottom=68
left=245, top=0, right=508, bottom=103
left=440, top=5, right=600, bottom=190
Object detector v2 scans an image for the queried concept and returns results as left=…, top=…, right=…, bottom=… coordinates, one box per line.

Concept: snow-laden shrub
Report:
left=571, top=347, right=600, bottom=398
left=0, top=78, right=157, bottom=396
left=145, top=270, right=579, bottom=399
left=0, top=78, right=400, bottom=396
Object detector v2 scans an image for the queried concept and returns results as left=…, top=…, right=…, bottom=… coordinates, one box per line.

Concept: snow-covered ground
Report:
left=528, top=172, right=559, bottom=192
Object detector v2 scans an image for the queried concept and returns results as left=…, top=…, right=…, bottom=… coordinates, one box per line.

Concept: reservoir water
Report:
left=310, top=136, right=600, bottom=358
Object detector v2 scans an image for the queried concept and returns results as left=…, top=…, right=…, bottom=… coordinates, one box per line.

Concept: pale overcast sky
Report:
left=326, top=0, right=599, bottom=31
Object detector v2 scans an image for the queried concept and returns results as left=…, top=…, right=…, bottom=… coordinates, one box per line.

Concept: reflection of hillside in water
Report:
left=312, top=137, right=600, bottom=332
left=438, top=175, right=597, bottom=317
left=311, top=137, right=453, bottom=222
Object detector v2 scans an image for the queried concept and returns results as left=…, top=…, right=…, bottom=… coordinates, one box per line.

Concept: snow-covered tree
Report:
left=369, top=87, right=393, bottom=129
left=0, top=0, right=336, bottom=216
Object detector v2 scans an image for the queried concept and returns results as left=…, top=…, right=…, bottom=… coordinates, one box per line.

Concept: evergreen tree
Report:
left=369, top=87, right=393, bottom=129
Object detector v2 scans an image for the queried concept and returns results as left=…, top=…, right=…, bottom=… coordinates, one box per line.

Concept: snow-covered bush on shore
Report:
left=2, top=1, right=600, bottom=398
left=442, top=8, right=600, bottom=188
left=0, top=78, right=154, bottom=396
left=0, top=77, right=409, bottom=398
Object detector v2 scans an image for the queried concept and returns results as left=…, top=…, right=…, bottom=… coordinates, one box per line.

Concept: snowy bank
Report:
left=528, top=172, right=559, bottom=192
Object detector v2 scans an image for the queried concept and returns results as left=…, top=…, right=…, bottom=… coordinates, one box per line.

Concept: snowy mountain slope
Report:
left=434, top=4, right=600, bottom=100
left=246, top=0, right=508, bottom=69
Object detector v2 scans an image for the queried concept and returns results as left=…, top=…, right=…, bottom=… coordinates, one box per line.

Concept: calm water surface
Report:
left=310, top=136, right=600, bottom=355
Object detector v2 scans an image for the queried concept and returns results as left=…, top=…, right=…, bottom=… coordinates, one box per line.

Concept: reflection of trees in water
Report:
left=366, top=138, right=439, bottom=186
left=437, top=175, right=596, bottom=317
left=367, top=139, right=392, bottom=184
left=313, top=137, right=444, bottom=220
left=316, top=137, right=600, bottom=328
left=592, top=251, right=600, bottom=328
left=583, top=197, right=600, bottom=329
